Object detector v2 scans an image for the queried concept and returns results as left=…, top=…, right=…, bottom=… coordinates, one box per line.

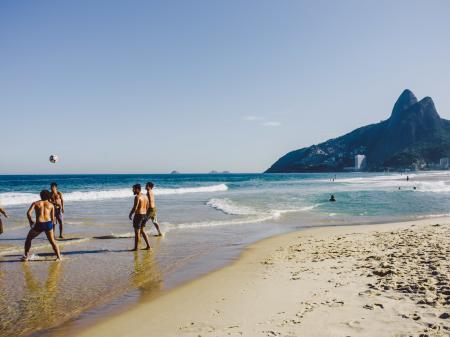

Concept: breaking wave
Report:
left=0, top=184, right=229, bottom=206
left=206, top=198, right=257, bottom=215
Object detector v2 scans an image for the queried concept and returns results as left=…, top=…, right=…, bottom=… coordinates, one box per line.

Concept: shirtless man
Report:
left=145, top=182, right=163, bottom=236
left=23, top=190, right=62, bottom=261
left=0, top=207, right=8, bottom=235
left=129, top=184, right=151, bottom=251
left=50, top=182, right=65, bottom=239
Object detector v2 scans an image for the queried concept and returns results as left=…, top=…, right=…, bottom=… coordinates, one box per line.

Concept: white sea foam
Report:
left=311, top=172, right=450, bottom=193
left=0, top=238, right=90, bottom=257
left=0, top=192, right=37, bottom=206
left=206, top=198, right=257, bottom=215
left=170, top=203, right=322, bottom=231
left=0, top=184, right=229, bottom=206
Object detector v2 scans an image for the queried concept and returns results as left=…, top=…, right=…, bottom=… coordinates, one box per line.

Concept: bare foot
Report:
left=59, top=236, right=65, bottom=239
left=56, top=256, right=63, bottom=261
left=143, top=246, right=152, bottom=250
left=130, top=248, right=138, bottom=251
left=20, top=255, right=28, bottom=262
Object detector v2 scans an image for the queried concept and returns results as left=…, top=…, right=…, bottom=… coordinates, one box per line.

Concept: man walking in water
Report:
left=0, top=206, right=8, bottom=235
left=129, top=184, right=151, bottom=251
left=145, top=182, right=163, bottom=236
left=50, top=182, right=65, bottom=239
left=23, top=190, right=62, bottom=261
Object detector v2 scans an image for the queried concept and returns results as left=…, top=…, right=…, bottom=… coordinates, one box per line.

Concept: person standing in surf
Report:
left=129, top=184, right=151, bottom=251
left=145, top=182, right=163, bottom=237
left=23, top=190, right=62, bottom=261
left=0, top=206, right=8, bottom=235
left=50, top=182, right=65, bottom=239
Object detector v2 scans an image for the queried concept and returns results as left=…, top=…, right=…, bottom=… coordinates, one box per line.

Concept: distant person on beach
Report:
left=329, top=194, right=336, bottom=202
left=50, top=182, right=65, bottom=239
left=145, top=182, right=163, bottom=237
left=23, top=190, right=62, bottom=261
left=406, top=176, right=410, bottom=181
left=129, top=184, right=151, bottom=251
left=0, top=207, right=8, bottom=235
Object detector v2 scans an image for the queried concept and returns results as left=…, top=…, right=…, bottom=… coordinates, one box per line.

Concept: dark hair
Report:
left=133, top=184, right=141, bottom=191
left=40, top=190, right=51, bottom=200
left=146, top=182, right=154, bottom=189
left=50, top=182, right=58, bottom=188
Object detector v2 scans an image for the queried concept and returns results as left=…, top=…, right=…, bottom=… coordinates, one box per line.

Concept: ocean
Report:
left=0, top=172, right=449, bottom=336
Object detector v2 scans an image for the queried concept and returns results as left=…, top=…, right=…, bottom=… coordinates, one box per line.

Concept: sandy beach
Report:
left=64, top=218, right=450, bottom=337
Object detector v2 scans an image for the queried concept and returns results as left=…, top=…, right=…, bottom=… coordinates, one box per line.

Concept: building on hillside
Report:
left=440, top=157, right=449, bottom=169
left=354, top=154, right=366, bottom=171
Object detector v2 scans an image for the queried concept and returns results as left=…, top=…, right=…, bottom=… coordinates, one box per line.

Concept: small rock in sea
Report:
left=363, top=304, right=374, bottom=310
left=374, top=303, right=384, bottom=309
left=439, top=312, right=450, bottom=319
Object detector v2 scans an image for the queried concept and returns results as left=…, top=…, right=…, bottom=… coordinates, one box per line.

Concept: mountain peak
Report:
left=266, top=90, right=450, bottom=173
left=391, top=89, right=418, bottom=118
left=420, top=96, right=434, bottom=106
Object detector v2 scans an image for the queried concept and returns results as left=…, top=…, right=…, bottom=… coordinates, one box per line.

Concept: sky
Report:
left=1, top=0, right=450, bottom=174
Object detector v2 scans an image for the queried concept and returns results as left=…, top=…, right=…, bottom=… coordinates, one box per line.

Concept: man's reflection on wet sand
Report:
left=132, top=239, right=163, bottom=299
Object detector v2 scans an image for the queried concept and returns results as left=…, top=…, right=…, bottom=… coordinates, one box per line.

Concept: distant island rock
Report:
left=266, top=89, right=450, bottom=172
left=170, top=170, right=180, bottom=174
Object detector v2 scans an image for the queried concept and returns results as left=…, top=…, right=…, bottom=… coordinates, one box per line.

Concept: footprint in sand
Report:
left=345, top=320, right=363, bottom=331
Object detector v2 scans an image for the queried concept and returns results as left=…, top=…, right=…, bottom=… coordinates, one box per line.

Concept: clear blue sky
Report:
left=1, top=0, right=450, bottom=174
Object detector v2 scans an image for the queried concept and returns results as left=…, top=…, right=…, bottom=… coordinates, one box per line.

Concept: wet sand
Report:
left=71, top=218, right=450, bottom=337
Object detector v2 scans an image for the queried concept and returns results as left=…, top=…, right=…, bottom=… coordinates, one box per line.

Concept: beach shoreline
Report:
left=55, top=217, right=450, bottom=337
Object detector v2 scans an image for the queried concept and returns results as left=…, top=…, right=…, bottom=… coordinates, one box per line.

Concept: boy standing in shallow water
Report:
left=129, top=184, right=151, bottom=251
left=23, top=190, right=62, bottom=261
left=0, top=207, right=8, bottom=235
left=145, top=182, right=163, bottom=237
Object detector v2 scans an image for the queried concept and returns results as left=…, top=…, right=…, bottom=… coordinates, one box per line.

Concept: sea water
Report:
left=1, top=172, right=450, bottom=336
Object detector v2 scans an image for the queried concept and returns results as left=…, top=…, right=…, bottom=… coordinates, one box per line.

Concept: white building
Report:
left=440, top=157, right=449, bottom=169
left=355, top=154, right=366, bottom=171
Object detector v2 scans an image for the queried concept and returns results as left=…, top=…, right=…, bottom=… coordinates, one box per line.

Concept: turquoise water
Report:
left=0, top=172, right=450, bottom=336
left=1, top=172, right=449, bottom=225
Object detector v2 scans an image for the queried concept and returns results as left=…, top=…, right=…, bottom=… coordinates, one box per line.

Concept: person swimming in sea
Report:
left=129, top=184, right=151, bottom=251
left=0, top=206, right=8, bottom=235
left=329, top=194, right=336, bottom=202
left=23, top=190, right=62, bottom=261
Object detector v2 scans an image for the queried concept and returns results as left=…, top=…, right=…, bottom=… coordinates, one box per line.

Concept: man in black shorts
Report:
left=128, top=184, right=151, bottom=251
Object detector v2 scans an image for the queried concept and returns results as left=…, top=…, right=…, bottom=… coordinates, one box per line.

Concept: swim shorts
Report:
left=55, top=208, right=63, bottom=221
left=133, top=214, right=147, bottom=229
left=146, top=207, right=157, bottom=220
left=34, top=221, right=54, bottom=232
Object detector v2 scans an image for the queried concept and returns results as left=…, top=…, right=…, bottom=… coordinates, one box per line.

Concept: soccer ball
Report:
left=49, top=155, right=59, bottom=163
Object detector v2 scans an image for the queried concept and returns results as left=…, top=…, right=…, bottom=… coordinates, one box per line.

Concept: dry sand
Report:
left=72, top=218, right=450, bottom=337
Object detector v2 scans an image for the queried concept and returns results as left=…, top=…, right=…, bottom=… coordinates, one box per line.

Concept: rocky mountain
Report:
left=266, top=90, right=450, bottom=172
